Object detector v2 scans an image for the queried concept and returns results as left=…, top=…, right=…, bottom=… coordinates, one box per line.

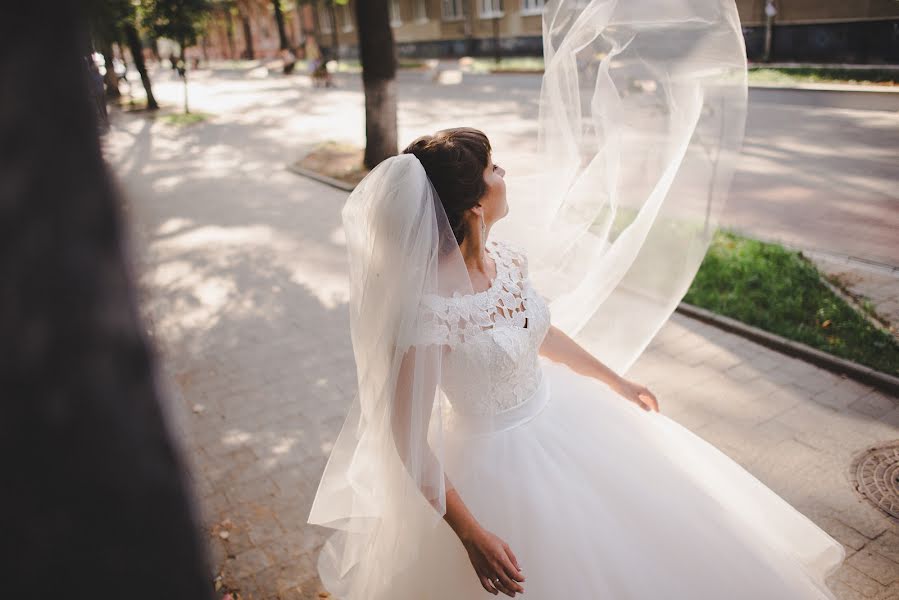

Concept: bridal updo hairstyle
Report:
left=402, top=127, right=491, bottom=245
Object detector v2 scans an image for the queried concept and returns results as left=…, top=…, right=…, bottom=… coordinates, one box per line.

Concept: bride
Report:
left=307, top=129, right=844, bottom=600
left=307, top=2, right=846, bottom=599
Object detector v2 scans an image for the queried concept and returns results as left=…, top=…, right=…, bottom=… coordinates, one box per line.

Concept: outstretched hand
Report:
left=612, top=377, right=660, bottom=413
left=460, top=526, right=526, bottom=597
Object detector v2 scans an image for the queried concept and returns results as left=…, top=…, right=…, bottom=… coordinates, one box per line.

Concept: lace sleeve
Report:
left=415, top=294, right=457, bottom=348
left=494, top=239, right=528, bottom=279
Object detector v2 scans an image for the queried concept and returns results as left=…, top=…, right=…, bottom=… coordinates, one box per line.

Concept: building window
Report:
left=480, top=0, right=503, bottom=19
left=415, top=0, right=428, bottom=23
left=340, top=3, right=354, bottom=31
left=521, top=0, right=543, bottom=15
left=390, top=0, right=402, bottom=27
left=442, top=0, right=464, bottom=21
left=318, top=4, right=333, bottom=33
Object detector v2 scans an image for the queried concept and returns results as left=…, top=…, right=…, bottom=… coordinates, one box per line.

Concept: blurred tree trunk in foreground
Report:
left=356, top=0, right=397, bottom=169
left=0, top=2, right=214, bottom=598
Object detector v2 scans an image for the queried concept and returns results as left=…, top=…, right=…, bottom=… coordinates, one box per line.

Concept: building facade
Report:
left=198, top=0, right=899, bottom=64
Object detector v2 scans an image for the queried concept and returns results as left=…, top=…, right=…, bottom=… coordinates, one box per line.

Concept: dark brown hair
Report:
left=401, top=127, right=492, bottom=244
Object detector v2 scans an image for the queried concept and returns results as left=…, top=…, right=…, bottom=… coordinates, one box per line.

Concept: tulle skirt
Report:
left=321, top=357, right=846, bottom=599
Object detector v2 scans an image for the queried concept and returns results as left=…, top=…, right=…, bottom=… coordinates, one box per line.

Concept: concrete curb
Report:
left=675, top=302, right=899, bottom=397
left=747, top=81, right=898, bottom=93
left=286, top=163, right=356, bottom=192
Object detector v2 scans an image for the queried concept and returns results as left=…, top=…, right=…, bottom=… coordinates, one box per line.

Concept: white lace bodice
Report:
left=417, top=239, right=552, bottom=416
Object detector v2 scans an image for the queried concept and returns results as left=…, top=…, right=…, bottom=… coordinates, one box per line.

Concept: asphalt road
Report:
left=117, top=64, right=899, bottom=266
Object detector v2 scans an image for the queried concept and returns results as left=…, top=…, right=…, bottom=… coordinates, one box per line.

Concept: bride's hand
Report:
left=611, top=377, right=660, bottom=412
left=460, top=526, right=526, bottom=597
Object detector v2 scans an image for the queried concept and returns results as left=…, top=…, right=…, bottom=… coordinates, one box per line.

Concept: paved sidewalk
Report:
left=106, top=74, right=898, bottom=600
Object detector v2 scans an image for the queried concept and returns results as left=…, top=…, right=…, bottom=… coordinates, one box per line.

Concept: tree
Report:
left=142, top=0, right=212, bottom=113
left=207, top=0, right=238, bottom=59
left=84, top=0, right=159, bottom=109
left=355, top=0, right=397, bottom=168
left=0, top=2, right=215, bottom=597
left=84, top=0, right=130, bottom=98
left=327, top=0, right=340, bottom=63
left=124, top=20, right=160, bottom=109
left=272, top=0, right=289, bottom=50
left=235, top=0, right=255, bottom=59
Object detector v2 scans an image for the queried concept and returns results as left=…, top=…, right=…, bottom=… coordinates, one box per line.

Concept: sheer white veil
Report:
left=308, top=0, right=747, bottom=596
left=499, top=0, right=747, bottom=374
left=307, top=153, right=474, bottom=598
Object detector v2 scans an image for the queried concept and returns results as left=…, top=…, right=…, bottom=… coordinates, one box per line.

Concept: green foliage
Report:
left=83, top=0, right=136, bottom=44
left=684, top=230, right=899, bottom=375
left=748, top=67, right=899, bottom=86
left=141, top=0, right=212, bottom=47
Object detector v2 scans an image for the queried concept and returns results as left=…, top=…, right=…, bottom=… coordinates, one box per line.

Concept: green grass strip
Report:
left=684, top=230, right=899, bottom=376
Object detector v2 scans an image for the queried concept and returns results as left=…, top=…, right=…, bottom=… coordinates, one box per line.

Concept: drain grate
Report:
left=850, top=441, right=899, bottom=523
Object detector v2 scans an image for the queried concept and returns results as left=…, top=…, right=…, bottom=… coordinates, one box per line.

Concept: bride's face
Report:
left=480, top=155, right=508, bottom=227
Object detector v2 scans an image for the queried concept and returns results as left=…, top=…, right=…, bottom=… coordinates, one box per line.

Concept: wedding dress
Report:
left=314, top=236, right=845, bottom=600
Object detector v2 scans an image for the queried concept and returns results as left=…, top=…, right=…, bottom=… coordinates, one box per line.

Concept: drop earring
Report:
left=480, top=212, right=486, bottom=237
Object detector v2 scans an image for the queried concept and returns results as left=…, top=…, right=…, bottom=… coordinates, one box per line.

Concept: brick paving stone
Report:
left=850, top=391, right=899, bottom=420
left=870, top=532, right=899, bottom=565
left=230, top=547, right=274, bottom=581
left=835, top=564, right=888, bottom=598
left=847, top=548, right=899, bottom=586
left=817, top=515, right=875, bottom=552
left=879, top=583, right=899, bottom=600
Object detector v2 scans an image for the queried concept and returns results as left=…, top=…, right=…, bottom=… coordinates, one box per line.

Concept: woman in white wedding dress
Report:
left=307, top=129, right=845, bottom=600
left=307, top=2, right=846, bottom=598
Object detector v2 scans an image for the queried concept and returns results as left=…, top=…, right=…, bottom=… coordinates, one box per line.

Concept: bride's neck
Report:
left=459, top=226, right=492, bottom=275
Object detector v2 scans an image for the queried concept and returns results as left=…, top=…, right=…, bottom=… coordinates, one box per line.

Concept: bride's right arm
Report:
left=444, top=482, right=527, bottom=597
left=393, top=346, right=526, bottom=597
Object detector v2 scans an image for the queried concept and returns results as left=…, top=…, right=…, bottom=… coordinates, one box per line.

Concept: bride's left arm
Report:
left=539, top=324, right=660, bottom=412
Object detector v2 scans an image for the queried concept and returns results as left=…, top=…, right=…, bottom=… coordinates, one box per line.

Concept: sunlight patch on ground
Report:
left=157, top=217, right=194, bottom=236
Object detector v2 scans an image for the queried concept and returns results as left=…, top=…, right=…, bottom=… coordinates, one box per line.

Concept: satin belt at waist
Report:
left=448, top=371, right=551, bottom=436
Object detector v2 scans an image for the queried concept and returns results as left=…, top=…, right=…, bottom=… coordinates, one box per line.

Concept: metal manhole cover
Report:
left=850, top=441, right=899, bottom=522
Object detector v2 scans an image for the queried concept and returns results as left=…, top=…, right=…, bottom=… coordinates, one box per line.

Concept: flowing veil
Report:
left=499, top=0, right=748, bottom=374
left=308, top=0, right=747, bottom=596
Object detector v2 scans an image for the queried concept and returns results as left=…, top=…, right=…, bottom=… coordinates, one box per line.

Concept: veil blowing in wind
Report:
left=499, top=0, right=749, bottom=375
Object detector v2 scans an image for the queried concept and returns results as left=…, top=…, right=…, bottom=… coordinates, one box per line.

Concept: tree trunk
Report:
left=241, top=15, right=255, bottom=59
left=0, top=2, right=214, bottom=598
left=272, top=0, right=289, bottom=50
left=123, top=22, right=159, bottom=110
left=328, top=1, right=339, bottom=62
left=492, top=15, right=500, bottom=64
left=180, top=40, right=190, bottom=114
left=100, top=40, right=121, bottom=98
left=356, top=0, right=398, bottom=168
left=225, top=9, right=236, bottom=59
left=464, top=0, right=475, bottom=56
